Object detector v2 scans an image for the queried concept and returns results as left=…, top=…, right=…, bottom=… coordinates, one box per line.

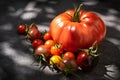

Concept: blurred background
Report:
left=0, top=0, right=120, bottom=80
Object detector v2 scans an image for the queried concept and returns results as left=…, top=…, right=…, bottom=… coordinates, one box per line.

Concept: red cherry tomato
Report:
left=32, top=39, right=43, bottom=49
left=63, top=52, right=75, bottom=60
left=76, top=51, right=95, bottom=71
left=28, top=23, right=41, bottom=41
left=43, top=32, right=52, bottom=41
left=17, top=24, right=26, bottom=35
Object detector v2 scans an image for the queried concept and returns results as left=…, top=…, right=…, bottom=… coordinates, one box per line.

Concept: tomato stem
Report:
left=72, top=4, right=83, bottom=22
left=79, top=41, right=99, bottom=57
left=88, top=41, right=99, bottom=57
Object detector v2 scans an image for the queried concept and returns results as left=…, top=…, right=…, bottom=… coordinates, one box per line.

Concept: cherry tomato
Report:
left=28, top=23, right=41, bottom=41
left=44, top=40, right=56, bottom=49
left=49, top=55, right=62, bottom=66
left=32, top=39, right=43, bottom=49
left=43, top=32, right=52, bottom=41
left=63, top=52, right=75, bottom=60
left=50, top=44, right=63, bottom=56
left=59, top=58, right=78, bottom=73
left=76, top=51, right=95, bottom=71
left=35, top=45, right=50, bottom=58
left=17, top=24, right=26, bottom=35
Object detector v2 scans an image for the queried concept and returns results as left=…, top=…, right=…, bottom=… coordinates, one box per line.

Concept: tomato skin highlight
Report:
left=50, top=10, right=106, bottom=52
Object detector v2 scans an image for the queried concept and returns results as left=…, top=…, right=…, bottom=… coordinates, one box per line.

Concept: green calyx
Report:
left=55, top=43, right=62, bottom=48
left=72, top=4, right=83, bottom=22
left=33, top=54, right=48, bottom=70
left=81, top=41, right=99, bottom=57
left=88, top=44, right=98, bottom=57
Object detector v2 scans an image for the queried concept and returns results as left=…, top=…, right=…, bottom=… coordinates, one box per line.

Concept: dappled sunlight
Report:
left=104, top=64, right=120, bottom=80
left=107, top=38, right=120, bottom=49
left=82, top=1, right=98, bottom=6
left=8, top=1, right=41, bottom=20
left=21, top=11, right=39, bottom=20
left=0, top=23, right=13, bottom=31
left=47, top=0, right=59, bottom=4
left=42, top=66, right=61, bottom=75
left=9, top=8, right=24, bottom=17
left=37, top=24, right=49, bottom=31
left=44, top=6, right=56, bottom=13
left=20, top=1, right=42, bottom=20
left=24, top=1, right=37, bottom=11
left=46, top=13, right=55, bottom=19
left=98, top=8, right=120, bottom=31
left=8, top=0, right=56, bottom=21
left=1, top=42, right=34, bottom=68
left=108, top=9, right=119, bottom=15
left=98, top=8, right=120, bottom=50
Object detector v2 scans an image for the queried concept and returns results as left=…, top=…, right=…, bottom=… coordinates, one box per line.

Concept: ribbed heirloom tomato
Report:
left=50, top=4, right=106, bottom=52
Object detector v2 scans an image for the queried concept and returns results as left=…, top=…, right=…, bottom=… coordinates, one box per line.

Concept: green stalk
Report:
left=72, top=4, right=83, bottom=22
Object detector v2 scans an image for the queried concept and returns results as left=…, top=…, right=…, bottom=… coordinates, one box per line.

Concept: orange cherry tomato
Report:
left=63, top=52, right=75, bottom=60
left=44, top=40, right=56, bottom=49
left=50, top=44, right=63, bottom=56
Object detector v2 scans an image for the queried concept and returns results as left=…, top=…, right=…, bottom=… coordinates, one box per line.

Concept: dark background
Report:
left=0, top=0, right=120, bottom=80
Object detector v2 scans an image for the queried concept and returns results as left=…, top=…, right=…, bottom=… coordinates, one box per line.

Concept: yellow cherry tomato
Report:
left=50, top=55, right=62, bottom=66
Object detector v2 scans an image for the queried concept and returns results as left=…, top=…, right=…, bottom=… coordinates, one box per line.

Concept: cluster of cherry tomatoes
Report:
left=17, top=23, right=99, bottom=74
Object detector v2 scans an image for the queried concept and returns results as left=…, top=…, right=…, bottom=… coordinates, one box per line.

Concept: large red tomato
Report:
left=50, top=6, right=106, bottom=52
